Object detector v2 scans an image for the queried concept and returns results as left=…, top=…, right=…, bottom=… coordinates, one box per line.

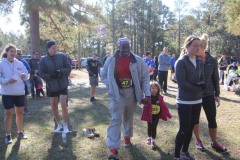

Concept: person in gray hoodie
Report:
left=173, top=36, right=204, bottom=160
left=101, top=37, right=150, bottom=160
left=39, top=41, right=71, bottom=133
left=0, top=44, right=29, bottom=144
left=158, top=47, right=171, bottom=94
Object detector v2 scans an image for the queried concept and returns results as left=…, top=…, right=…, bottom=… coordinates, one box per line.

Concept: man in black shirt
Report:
left=86, top=53, right=102, bottom=102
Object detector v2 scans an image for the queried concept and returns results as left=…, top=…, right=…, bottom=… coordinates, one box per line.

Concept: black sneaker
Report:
left=90, top=97, right=94, bottom=102
left=5, top=135, right=12, bottom=144
left=17, top=132, right=28, bottom=139
left=92, top=128, right=100, bottom=137
left=90, top=97, right=98, bottom=102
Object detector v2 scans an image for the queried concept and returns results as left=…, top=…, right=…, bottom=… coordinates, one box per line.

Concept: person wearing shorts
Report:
left=0, top=44, right=29, bottom=144
left=86, top=53, right=102, bottom=102
left=39, top=41, right=72, bottom=133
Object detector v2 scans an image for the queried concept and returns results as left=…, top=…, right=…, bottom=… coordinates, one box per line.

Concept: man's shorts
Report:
left=48, top=88, right=68, bottom=97
left=25, top=85, right=29, bottom=96
left=89, top=76, right=98, bottom=86
left=2, top=95, right=25, bottom=109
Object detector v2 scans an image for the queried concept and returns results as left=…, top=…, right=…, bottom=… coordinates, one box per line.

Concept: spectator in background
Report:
left=32, top=75, right=46, bottom=100
left=39, top=41, right=72, bottom=133
left=86, top=53, right=102, bottom=102
left=228, top=62, right=238, bottom=73
left=143, top=51, right=155, bottom=80
left=170, top=54, right=176, bottom=82
left=15, top=49, right=31, bottom=114
left=158, top=47, right=171, bottom=94
left=28, top=51, right=40, bottom=99
left=103, top=50, right=111, bottom=66
left=218, top=55, right=228, bottom=85
left=153, top=56, right=159, bottom=81
left=229, top=56, right=236, bottom=64
left=0, top=44, right=29, bottom=144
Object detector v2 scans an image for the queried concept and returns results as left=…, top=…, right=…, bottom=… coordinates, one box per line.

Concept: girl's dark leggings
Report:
left=174, top=103, right=201, bottom=158
left=147, top=114, right=160, bottom=139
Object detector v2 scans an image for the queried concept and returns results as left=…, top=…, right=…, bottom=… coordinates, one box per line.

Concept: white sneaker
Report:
left=63, top=124, right=70, bottom=133
left=54, top=124, right=63, bottom=132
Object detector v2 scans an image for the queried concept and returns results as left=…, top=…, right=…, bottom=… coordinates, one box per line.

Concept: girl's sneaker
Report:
left=180, top=151, right=195, bottom=160
left=147, top=138, right=151, bottom=145
left=151, top=141, right=157, bottom=150
left=211, top=142, right=228, bottom=153
left=195, top=139, right=206, bottom=151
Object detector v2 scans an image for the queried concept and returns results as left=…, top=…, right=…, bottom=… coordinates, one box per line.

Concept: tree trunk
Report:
left=29, top=9, right=40, bottom=55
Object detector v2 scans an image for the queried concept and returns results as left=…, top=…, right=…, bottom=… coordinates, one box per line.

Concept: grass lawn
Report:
left=0, top=70, right=239, bottom=160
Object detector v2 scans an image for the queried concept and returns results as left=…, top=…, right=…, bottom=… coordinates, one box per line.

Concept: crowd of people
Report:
left=1, top=33, right=238, bottom=160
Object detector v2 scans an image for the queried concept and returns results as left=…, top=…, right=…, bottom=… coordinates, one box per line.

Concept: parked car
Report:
left=21, top=54, right=31, bottom=62
left=80, top=58, right=88, bottom=68
left=72, top=59, right=79, bottom=69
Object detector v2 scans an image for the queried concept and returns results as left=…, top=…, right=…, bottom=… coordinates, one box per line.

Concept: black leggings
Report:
left=147, top=114, right=160, bottom=139
left=174, top=103, right=201, bottom=158
left=196, top=95, right=217, bottom=128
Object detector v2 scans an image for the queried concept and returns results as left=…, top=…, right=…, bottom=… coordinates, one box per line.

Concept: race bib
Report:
left=119, top=78, right=132, bottom=88
left=152, top=104, right=160, bottom=115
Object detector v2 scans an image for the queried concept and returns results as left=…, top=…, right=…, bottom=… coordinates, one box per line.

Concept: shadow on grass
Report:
left=6, top=139, right=20, bottom=160
left=125, top=145, right=148, bottom=160
left=45, top=132, right=77, bottom=160
left=155, top=146, right=172, bottom=160
left=203, top=149, right=236, bottom=160
left=220, top=97, right=240, bottom=104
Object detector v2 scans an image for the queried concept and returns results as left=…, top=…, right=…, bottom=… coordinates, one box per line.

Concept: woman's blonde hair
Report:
left=199, top=33, right=209, bottom=50
left=180, top=35, right=200, bottom=57
left=150, top=80, right=161, bottom=96
left=1, top=44, right=16, bottom=58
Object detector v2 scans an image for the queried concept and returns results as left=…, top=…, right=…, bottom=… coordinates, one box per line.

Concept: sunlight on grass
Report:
left=0, top=70, right=239, bottom=160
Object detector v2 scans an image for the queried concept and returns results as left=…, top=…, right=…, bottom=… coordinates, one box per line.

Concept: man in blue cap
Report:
left=101, top=37, right=150, bottom=160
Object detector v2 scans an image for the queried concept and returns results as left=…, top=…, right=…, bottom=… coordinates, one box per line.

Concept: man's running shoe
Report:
left=211, top=142, right=228, bottom=153
left=54, top=124, right=63, bottom=132
left=195, top=139, right=206, bottom=151
left=5, top=135, right=12, bottom=144
left=108, top=149, right=119, bottom=160
left=124, top=137, right=132, bottom=147
left=17, top=132, right=28, bottom=139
